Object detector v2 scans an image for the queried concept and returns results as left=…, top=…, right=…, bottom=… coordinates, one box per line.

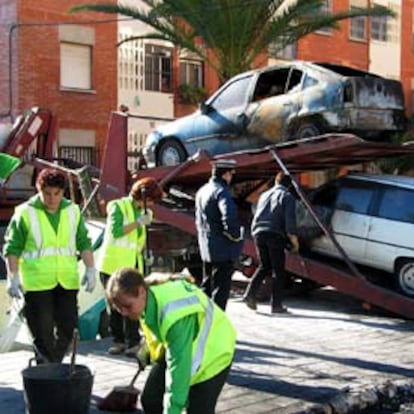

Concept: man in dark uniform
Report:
left=243, top=172, right=299, bottom=314
left=195, top=159, right=244, bottom=310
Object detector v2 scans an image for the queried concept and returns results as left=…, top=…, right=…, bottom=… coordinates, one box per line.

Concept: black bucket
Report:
left=22, top=363, right=94, bottom=414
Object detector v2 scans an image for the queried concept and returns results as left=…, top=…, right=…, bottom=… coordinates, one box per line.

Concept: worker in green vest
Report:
left=106, top=268, right=236, bottom=414
left=98, top=177, right=163, bottom=357
left=3, top=168, right=96, bottom=363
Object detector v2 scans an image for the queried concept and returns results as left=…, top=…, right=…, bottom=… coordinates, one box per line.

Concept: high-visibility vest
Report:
left=98, top=197, right=147, bottom=275
left=17, top=202, right=81, bottom=291
left=144, top=280, right=236, bottom=385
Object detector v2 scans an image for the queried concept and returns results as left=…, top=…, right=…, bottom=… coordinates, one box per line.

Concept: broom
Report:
left=97, top=363, right=143, bottom=412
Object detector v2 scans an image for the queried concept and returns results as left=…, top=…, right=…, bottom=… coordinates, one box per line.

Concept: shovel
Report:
left=97, top=364, right=143, bottom=412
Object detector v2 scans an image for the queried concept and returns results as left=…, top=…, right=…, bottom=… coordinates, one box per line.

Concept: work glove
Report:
left=81, top=267, right=97, bottom=293
left=136, top=340, right=151, bottom=370
left=144, top=249, right=154, bottom=267
left=6, top=273, right=23, bottom=299
left=137, top=211, right=152, bottom=227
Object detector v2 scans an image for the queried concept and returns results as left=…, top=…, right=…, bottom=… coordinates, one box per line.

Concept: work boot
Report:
left=271, top=305, right=289, bottom=315
left=243, top=295, right=257, bottom=311
left=108, top=342, right=126, bottom=355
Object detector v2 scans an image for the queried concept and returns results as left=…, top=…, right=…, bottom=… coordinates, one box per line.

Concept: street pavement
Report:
left=1, top=287, right=414, bottom=413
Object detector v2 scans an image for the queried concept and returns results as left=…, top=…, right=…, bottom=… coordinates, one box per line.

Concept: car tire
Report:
left=396, top=260, right=414, bottom=297
left=157, top=139, right=187, bottom=166
left=295, top=122, right=322, bottom=140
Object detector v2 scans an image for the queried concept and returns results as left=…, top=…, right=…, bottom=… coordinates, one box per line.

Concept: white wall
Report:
left=369, top=0, right=401, bottom=79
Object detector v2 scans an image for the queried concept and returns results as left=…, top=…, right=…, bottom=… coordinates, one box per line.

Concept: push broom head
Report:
left=97, top=364, right=143, bottom=412
left=97, top=385, right=139, bottom=412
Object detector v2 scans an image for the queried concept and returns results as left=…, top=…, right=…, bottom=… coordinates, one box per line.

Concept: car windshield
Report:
left=210, top=76, right=252, bottom=111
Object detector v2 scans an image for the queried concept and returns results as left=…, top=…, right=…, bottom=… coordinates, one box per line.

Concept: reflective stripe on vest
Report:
left=98, top=197, right=147, bottom=275
left=21, top=205, right=77, bottom=259
left=159, top=293, right=214, bottom=376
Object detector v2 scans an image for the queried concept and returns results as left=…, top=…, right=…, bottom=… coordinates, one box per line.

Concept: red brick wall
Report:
left=297, top=0, right=369, bottom=70
left=15, top=0, right=117, bottom=164
left=400, top=0, right=414, bottom=116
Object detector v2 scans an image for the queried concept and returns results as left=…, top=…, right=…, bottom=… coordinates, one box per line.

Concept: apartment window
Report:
left=179, top=60, right=203, bottom=87
left=316, top=0, right=333, bottom=34
left=269, top=41, right=297, bottom=60
left=60, top=42, right=92, bottom=90
left=350, top=7, right=367, bottom=41
left=371, top=13, right=388, bottom=41
left=144, top=44, right=172, bottom=92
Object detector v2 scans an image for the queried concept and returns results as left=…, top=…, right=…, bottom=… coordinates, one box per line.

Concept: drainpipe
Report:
left=0, top=22, right=18, bottom=121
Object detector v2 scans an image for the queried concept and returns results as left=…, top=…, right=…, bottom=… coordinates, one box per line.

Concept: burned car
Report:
left=143, top=61, right=406, bottom=166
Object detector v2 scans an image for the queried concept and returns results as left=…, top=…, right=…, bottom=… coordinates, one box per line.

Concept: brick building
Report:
left=0, top=0, right=117, bottom=166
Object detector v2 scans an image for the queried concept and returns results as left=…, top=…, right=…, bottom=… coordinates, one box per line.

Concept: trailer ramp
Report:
left=134, top=133, right=414, bottom=319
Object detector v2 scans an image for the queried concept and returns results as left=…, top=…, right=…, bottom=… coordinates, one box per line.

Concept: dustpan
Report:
left=0, top=297, right=24, bottom=353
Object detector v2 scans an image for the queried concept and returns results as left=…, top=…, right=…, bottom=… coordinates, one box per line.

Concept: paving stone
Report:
left=0, top=288, right=413, bottom=413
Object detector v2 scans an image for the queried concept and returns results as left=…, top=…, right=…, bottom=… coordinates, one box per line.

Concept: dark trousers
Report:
left=24, top=284, right=78, bottom=363
left=244, top=232, right=287, bottom=308
left=100, top=273, right=141, bottom=346
left=202, top=261, right=234, bottom=310
left=141, top=358, right=231, bottom=414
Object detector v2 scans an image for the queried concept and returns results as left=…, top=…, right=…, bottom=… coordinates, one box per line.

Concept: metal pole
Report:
left=270, top=149, right=365, bottom=280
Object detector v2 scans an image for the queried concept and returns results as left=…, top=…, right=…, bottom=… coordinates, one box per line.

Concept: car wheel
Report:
left=157, top=140, right=187, bottom=166
left=396, top=260, right=414, bottom=297
left=295, top=122, right=322, bottom=139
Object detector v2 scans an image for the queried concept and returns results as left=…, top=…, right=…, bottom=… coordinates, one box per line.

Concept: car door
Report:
left=246, top=67, right=303, bottom=142
left=311, top=178, right=374, bottom=264
left=186, top=75, right=255, bottom=155
left=365, top=185, right=414, bottom=273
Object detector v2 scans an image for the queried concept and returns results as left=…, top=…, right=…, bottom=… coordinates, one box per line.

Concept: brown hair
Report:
left=129, top=177, right=163, bottom=202
left=36, top=168, right=67, bottom=190
left=106, top=268, right=146, bottom=304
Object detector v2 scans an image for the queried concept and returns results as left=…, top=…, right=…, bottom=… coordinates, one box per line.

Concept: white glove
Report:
left=137, top=212, right=152, bottom=226
left=7, top=273, right=23, bottom=299
left=81, top=267, right=97, bottom=293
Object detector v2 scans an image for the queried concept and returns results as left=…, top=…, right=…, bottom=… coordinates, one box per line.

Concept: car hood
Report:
left=155, top=111, right=201, bottom=137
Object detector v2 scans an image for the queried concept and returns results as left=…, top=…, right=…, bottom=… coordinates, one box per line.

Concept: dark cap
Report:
left=211, top=159, right=237, bottom=178
left=211, top=159, right=237, bottom=169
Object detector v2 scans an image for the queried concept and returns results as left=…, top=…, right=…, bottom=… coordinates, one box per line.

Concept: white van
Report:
left=309, top=173, right=414, bottom=297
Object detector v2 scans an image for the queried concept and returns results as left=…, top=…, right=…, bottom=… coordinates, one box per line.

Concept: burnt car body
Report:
left=144, top=61, right=407, bottom=166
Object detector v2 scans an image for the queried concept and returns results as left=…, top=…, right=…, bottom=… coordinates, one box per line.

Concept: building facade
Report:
left=0, top=0, right=117, bottom=166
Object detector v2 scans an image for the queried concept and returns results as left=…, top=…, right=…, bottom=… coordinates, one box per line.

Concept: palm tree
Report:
left=70, top=0, right=394, bottom=84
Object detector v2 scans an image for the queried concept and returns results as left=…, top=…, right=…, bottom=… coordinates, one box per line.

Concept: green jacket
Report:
left=98, top=197, right=147, bottom=275
left=143, top=279, right=236, bottom=414
left=3, top=195, right=92, bottom=291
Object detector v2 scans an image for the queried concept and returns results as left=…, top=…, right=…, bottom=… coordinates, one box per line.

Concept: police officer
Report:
left=195, top=159, right=243, bottom=310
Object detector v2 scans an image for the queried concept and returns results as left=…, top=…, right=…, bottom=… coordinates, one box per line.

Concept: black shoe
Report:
left=271, top=306, right=289, bottom=314
left=243, top=295, right=257, bottom=311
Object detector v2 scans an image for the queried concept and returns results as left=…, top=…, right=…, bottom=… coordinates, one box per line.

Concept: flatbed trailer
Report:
left=99, top=111, right=414, bottom=319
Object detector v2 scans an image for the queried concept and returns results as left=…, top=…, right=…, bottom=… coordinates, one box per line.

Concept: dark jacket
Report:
left=251, top=184, right=297, bottom=239
left=195, top=177, right=243, bottom=262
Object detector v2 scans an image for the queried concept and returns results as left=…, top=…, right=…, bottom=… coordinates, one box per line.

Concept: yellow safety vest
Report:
left=17, top=202, right=81, bottom=291
left=98, top=197, right=147, bottom=275
left=144, top=280, right=236, bottom=385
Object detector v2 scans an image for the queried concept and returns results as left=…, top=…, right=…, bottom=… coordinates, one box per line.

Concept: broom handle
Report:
left=70, top=328, right=78, bottom=376
left=129, top=365, right=142, bottom=388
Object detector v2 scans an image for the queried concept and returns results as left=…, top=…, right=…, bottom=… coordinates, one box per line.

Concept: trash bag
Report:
left=0, top=298, right=24, bottom=353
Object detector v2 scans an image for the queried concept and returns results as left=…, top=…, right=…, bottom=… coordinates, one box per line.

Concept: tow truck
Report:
left=98, top=110, right=414, bottom=319
left=1, top=107, right=414, bottom=341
